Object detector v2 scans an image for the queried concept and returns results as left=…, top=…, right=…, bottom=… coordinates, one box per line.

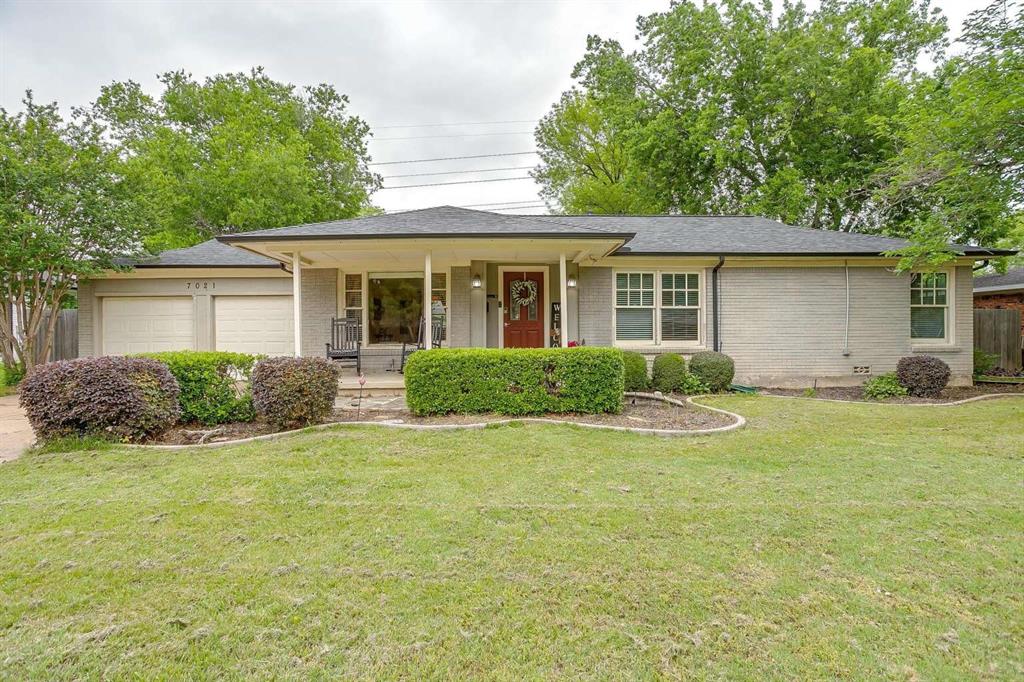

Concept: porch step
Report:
left=337, top=373, right=406, bottom=396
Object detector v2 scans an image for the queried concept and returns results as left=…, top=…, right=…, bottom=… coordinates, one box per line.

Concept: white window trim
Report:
left=342, top=269, right=451, bottom=348
left=910, top=266, right=956, bottom=348
left=612, top=268, right=705, bottom=349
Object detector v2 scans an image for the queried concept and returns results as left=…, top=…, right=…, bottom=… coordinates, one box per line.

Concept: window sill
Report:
left=614, top=343, right=707, bottom=352
left=911, top=344, right=962, bottom=353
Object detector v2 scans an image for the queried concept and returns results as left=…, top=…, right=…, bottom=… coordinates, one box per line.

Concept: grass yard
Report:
left=1, top=396, right=1022, bottom=679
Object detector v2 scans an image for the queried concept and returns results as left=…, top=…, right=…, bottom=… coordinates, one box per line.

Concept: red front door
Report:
left=503, top=271, right=545, bottom=348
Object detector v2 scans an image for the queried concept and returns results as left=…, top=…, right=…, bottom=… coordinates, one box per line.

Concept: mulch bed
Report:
left=762, top=383, right=1024, bottom=404
left=149, top=396, right=734, bottom=444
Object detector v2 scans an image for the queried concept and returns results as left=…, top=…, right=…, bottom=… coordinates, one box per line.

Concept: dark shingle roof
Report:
left=222, top=206, right=632, bottom=241
left=214, top=206, right=1014, bottom=258
left=528, top=215, right=1011, bottom=257
left=128, top=239, right=281, bottom=268
left=974, top=267, right=1024, bottom=291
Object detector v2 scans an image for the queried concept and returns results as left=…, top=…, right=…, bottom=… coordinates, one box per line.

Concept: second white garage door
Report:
left=102, top=297, right=195, bottom=355
left=214, top=295, right=294, bottom=356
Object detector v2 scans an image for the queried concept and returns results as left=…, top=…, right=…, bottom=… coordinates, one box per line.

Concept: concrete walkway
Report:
left=0, top=394, right=33, bottom=463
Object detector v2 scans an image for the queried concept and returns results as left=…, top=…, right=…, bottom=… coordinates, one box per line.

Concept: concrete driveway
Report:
left=0, top=394, right=33, bottom=462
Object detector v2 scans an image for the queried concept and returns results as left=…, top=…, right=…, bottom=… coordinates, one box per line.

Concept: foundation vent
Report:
left=853, top=366, right=871, bottom=375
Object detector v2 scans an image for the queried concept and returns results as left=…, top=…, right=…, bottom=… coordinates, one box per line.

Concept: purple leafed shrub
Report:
left=896, top=355, right=951, bottom=397
left=251, top=357, right=340, bottom=429
left=20, top=356, right=180, bottom=442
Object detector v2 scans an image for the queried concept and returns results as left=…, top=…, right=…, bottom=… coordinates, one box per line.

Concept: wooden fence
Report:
left=974, top=308, right=1022, bottom=372
left=34, top=309, right=78, bottom=363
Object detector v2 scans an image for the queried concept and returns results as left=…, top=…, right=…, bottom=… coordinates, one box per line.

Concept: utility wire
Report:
left=370, top=151, right=537, bottom=166
left=457, top=199, right=544, bottom=208
left=375, top=119, right=538, bottom=130
left=383, top=165, right=534, bottom=179
left=380, top=175, right=535, bottom=190
left=374, top=131, right=534, bottom=141
left=488, top=205, right=549, bottom=212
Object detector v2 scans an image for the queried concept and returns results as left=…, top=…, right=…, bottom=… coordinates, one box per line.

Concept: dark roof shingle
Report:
left=127, top=239, right=281, bottom=268
left=974, top=267, right=1024, bottom=291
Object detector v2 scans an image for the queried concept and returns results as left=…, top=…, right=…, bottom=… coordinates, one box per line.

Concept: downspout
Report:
left=973, top=259, right=990, bottom=272
left=842, top=260, right=851, bottom=356
left=712, top=256, right=725, bottom=352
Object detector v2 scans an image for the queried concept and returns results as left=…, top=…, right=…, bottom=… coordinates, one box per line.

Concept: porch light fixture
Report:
left=471, top=274, right=482, bottom=289
left=566, top=276, right=577, bottom=288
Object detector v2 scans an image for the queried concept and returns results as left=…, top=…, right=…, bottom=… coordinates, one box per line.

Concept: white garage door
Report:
left=102, top=297, right=195, bottom=355
left=215, top=295, right=294, bottom=356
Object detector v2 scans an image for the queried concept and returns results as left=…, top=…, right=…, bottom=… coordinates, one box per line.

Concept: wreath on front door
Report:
left=510, top=279, right=538, bottom=309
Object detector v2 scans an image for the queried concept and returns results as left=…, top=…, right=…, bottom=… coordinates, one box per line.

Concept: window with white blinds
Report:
left=343, top=273, right=364, bottom=341
left=615, top=271, right=701, bottom=344
left=910, top=272, right=948, bottom=340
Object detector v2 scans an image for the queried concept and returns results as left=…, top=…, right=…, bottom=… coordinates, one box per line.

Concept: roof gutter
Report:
left=712, top=256, right=725, bottom=352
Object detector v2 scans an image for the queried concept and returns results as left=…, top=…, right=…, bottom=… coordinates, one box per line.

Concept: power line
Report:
left=375, top=119, right=537, bottom=130
left=373, top=131, right=534, bottom=141
left=383, top=165, right=534, bottom=179
left=459, top=199, right=546, bottom=208
left=489, top=205, right=549, bottom=212
left=369, top=151, right=537, bottom=166
left=380, top=176, right=535, bottom=190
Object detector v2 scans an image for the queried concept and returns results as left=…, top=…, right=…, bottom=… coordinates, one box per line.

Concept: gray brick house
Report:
left=77, top=206, right=1014, bottom=387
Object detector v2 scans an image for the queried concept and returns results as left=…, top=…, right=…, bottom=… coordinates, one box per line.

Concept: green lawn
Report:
left=1, top=396, right=1022, bottom=679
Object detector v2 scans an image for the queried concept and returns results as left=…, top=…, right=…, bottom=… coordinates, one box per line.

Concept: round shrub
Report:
left=896, top=355, right=951, bottom=397
left=688, top=351, right=735, bottom=392
left=651, top=353, right=688, bottom=393
left=19, top=356, right=180, bottom=442
left=622, top=351, right=650, bottom=392
left=863, top=373, right=908, bottom=400
left=143, top=351, right=259, bottom=425
left=251, top=357, right=340, bottom=429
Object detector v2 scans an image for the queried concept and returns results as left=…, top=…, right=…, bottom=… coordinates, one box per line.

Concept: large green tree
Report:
left=91, top=68, right=380, bottom=251
left=875, top=0, right=1023, bottom=268
left=534, top=0, right=947, bottom=229
left=0, top=94, right=142, bottom=370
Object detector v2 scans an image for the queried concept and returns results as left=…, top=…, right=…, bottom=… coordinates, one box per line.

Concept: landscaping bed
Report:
left=149, top=395, right=735, bottom=444
left=762, top=382, right=1024, bottom=403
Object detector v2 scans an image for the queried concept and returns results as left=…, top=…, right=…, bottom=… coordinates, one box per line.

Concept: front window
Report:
left=369, top=275, right=422, bottom=344
left=615, top=271, right=700, bottom=344
left=910, top=272, right=948, bottom=340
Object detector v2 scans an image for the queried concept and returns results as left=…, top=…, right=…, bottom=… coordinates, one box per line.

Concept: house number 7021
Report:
left=185, top=281, right=215, bottom=290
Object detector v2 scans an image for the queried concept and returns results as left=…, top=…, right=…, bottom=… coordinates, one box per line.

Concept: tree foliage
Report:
left=535, top=0, right=1021, bottom=262
left=877, top=0, right=1023, bottom=268
left=0, top=94, right=142, bottom=370
left=90, top=67, right=381, bottom=251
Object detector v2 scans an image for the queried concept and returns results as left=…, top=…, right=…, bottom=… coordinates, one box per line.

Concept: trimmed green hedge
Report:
left=651, top=353, right=688, bottom=393
left=404, top=347, right=625, bottom=416
left=688, top=351, right=735, bottom=392
left=142, top=351, right=260, bottom=425
left=622, top=351, right=650, bottom=392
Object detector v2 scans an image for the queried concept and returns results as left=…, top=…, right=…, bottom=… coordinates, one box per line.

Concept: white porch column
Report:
left=423, top=251, right=432, bottom=349
left=292, top=251, right=302, bottom=357
left=559, top=252, right=569, bottom=347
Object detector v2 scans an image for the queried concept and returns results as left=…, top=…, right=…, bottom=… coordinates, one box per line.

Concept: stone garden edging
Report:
left=758, top=392, right=1024, bottom=407
left=122, top=392, right=747, bottom=450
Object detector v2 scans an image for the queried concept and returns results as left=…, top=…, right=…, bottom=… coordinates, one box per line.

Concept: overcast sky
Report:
left=0, top=0, right=982, bottom=215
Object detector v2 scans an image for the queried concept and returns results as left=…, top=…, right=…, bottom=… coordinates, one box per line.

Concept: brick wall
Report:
left=578, top=267, right=613, bottom=346
left=974, top=292, right=1024, bottom=334
left=449, top=267, right=471, bottom=347
left=300, top=268, right=337, bottom=357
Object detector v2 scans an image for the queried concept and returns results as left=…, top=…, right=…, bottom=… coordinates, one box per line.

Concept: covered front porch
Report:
left=226, top=235, right=624, bottom=362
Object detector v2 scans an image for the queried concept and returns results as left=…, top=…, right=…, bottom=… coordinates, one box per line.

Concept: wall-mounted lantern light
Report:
left=471, top=274, right=482, bottom=289
left=566, top=276, right=577, bottom=288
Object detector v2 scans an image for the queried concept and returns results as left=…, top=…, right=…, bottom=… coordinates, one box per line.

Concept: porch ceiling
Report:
left=226, top=236, right=624, bottom=269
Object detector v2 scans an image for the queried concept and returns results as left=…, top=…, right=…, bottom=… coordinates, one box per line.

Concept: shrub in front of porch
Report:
left=404, top=347, right=624, bottom=416
left=142, top=351, right=260, bottom=425
left=251, top=357, right=340, bottom=429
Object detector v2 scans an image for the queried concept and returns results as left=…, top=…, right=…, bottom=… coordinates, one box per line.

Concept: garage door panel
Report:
left=215, top=296, right=294, bottom=356
left=103, top=297, right=194, bottom=355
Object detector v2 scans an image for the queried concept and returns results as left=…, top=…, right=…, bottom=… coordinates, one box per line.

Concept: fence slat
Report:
left=974, top=308, right=1022, bottom=371
left=32, top=309, right=78, bottom=363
